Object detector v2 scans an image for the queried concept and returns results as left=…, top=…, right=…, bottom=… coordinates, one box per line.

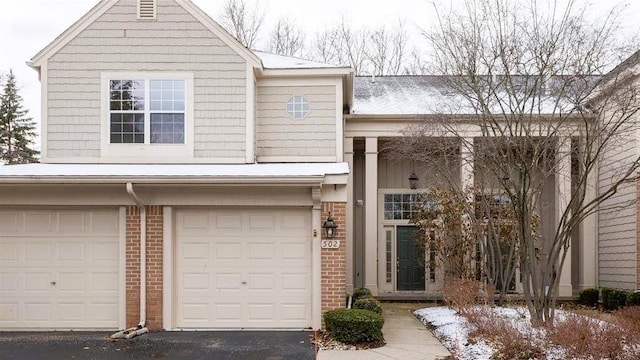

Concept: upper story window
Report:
left=101, top=72, right=193, bottom=161
left=109, top=79, right=185, bottom=144
left=286, top=96, right=310, bottom=119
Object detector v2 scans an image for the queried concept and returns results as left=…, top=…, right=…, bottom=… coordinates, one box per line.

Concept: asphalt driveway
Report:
left=0, top=330, right=316, bottom=360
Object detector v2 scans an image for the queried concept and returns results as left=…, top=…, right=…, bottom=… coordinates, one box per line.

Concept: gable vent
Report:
left=138, top=0, right=156, bottom=19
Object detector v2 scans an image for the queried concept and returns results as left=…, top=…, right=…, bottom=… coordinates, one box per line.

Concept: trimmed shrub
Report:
left=602, top=288, right=628, bottom=311
left=628, top=292, right=640, bottom=306
left=324, top=308, right=384, bottom=344
left=578, top=288, right=600, bottom=307
left=351, top=287, right=373, bottom=304
left=353, top=297, right=383, bottom=314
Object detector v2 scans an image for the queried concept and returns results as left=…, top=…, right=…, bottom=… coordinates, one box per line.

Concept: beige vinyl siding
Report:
left=256, top=85, right=336, bottom=160
left=377, top=154, right=459, bottom=189
left=46, top=0, right=246, bottom=160
left=598, top=114, right=637, bottom=290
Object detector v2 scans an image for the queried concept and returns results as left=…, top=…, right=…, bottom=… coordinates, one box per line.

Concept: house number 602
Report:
left=321, top=240, right=341, bottom=249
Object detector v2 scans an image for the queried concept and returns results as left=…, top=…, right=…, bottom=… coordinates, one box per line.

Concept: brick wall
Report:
left=125, top=206, right=141, bottom=328
left=125, top=205, right=163, bottom=331
left=145, top=206, right=163, bottom=330
left=321, top=202, right=347, bottom=315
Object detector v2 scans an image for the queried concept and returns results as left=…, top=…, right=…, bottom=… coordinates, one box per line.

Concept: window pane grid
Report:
left=286, top=96, right=310, bottom=119
left=109, top=78, right=186, bottom=145
left=150, top=113, right=185, bottom=144
left=384, top=193, right=419, bottom=220
left=110, top=113, right=145, bottom=143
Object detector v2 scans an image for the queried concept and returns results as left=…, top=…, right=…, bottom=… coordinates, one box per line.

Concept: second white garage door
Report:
left=175, top=207, right=312, bottom=329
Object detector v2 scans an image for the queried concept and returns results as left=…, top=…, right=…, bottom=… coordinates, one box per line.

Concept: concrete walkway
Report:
left=317, top=303, right=452, bottom=360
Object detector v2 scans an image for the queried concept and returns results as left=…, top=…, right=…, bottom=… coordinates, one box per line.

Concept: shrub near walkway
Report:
left=321, top=288, right=385, bottom=347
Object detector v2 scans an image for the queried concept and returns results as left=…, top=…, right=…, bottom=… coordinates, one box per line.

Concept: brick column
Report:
left=125, top=205, right=164, bottom=331
left=125, top=206, right=141, bottom=327
left=321, top=202, right=347, bottom=314
left=145, top=206, right=163, bottom=331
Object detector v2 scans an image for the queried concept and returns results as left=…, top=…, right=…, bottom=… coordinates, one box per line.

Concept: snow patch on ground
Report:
left=415, top=306, right=575, bottom=360
left=414, top=307, right=492, bottom=360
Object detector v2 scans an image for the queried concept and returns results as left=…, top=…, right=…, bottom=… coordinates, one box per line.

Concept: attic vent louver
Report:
left=138, top=0, right=156, bottom=19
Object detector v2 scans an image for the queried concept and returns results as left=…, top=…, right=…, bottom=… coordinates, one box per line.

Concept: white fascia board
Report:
left=261, top=68, right=353, bottom=78
left=176, top=0, right=261, bottom=68
left=323, top=174, right=349, bottom=185
left=30, top=0, right=119, bottom=67
left=0, top=176, right=326, bottom=185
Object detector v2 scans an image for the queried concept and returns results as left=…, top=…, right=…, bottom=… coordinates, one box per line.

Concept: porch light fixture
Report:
left=322, top=213, right=338, bottom=239
left=408, top=171, right=419, bottom=190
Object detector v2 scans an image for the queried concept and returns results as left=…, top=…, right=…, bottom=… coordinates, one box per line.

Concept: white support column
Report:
left=345, top=137, right=355, bottom=294
left=579, top=149, right=597, bottom=290
left=365, top=137, right=379, bottom=295
left=556, top=137, right=573, bottom=297
left=461, top=138, right=475, bottom=193
left=311, top=187, right=322, bottom=330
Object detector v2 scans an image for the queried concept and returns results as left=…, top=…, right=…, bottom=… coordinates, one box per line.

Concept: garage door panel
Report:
left=57, top=273, right=85, bottom=291
left=0, top=208, right=120, bottom=329
left=91, top=241, right=118, bottom=261
left=58, top=303, right=85, bottom=321
left=215, top=242, right=242, bottom=259
left=25, top=243, right=53, bottom=260
left=0, top=303, right=18, bottom=321
left=92, top=272, right=118, bottom=291
left=25, top=303, right=52, bottom=321
left=176, top=208, right=312, bottom=329
left=0, top=212, right=20, bottom=232
left=91, top=212, right=119, bottom=233
left=215, top=273, right=242, bottom=290
left=181, top=241, right=208, bottom=260
left=91, top=303, right=118, bottom=321
left=24, top=212, right=54, bottom=233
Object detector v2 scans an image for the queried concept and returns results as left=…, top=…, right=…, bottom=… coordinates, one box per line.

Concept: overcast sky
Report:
left=0, top=0, right=638, bottom=131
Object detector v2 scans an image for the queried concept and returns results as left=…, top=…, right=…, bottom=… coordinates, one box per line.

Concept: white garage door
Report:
left=176, top=207, right=312, bottom=329
left=0, top=208, right=120, bottom=329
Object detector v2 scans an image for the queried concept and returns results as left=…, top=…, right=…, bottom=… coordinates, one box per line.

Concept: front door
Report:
left=396, top=226, right=425, bottom=291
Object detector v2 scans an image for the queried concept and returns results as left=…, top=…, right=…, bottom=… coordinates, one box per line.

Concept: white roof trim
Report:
left=176, top=0, right=261, bottom=68
left=30, top=0, right=262, bottom=69
left=0, top=163, right=350, bottom=184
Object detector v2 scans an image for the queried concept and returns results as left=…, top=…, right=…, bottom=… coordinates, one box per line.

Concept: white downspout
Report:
left=126, top=183, right=146, bottom=329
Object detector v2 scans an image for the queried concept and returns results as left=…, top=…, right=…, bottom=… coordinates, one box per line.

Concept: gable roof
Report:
left=28, top=0, right=261, bottom=70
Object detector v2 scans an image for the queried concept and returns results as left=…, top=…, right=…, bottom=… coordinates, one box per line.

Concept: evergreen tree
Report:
left=0, top=70, right=39, bottom=164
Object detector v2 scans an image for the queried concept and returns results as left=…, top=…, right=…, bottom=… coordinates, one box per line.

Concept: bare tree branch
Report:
left=218, top=0, right=264, bottom=49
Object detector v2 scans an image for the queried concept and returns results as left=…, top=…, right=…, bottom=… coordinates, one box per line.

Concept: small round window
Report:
left=286, top=96, right=310, bottom=119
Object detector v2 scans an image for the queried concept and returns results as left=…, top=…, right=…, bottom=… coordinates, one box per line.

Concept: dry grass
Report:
left=548, top=313, right=635, bottom=360
left=464, top=306, right=546, bottom=359
left=442, top=278, right=485, bottom=315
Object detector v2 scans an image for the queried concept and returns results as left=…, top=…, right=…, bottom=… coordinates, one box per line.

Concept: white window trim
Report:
left=101, top=72, right=194, bottom=162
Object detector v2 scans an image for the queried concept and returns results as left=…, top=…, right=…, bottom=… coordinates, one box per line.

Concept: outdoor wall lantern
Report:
left=408, top=171, right=419, bottom=190
left=322, top=213, right=338, bottom=239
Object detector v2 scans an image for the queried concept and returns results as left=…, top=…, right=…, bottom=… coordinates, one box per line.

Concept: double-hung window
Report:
left=109, top=78, right=186, bottom=144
